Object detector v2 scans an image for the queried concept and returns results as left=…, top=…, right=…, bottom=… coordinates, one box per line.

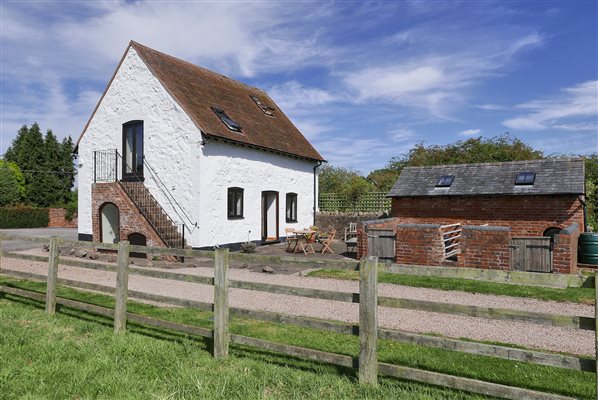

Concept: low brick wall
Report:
left=355, top=218, right=580, bottom=274
left=48, top=208, right=77, bottom=228
left=316, top=211, right=388, bottom=238
left=553, top=223, right=580, bottom=274
left=458, top=225, right=511, bottom=270
left=395, top=224, right=445, bottom=266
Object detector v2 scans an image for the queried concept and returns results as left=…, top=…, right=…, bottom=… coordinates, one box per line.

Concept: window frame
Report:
left=227, top=187, right=244, bottom=219
left=250, top=95, right=274, bottom=116
left=212, top=107, right=242, bottom=132
left=515, top=171, right=536, bottom=185
left=286, top=193, right=298, bottom=223
left=435, top=175, right=455, bottom=188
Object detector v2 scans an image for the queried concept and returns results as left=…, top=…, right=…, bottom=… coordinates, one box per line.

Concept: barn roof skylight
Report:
left=436, top=175, right=454, bottom=187
left=250, top=95, right=274, bottom=116
left=212, top=107, right=242, bottom=132
left=515, top=171, right=536, bottom=185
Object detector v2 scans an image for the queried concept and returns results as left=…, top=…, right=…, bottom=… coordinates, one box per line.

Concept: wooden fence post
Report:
left=359, top=255, right=378, bottom=385
left=114, top=240, right=130, bottom=333
left=213, top=247, right=230, bottom=358
left=595, top=271, right=597, bottom=400
left=45, top=237, right=60, bottom=315
left=0, top=238, right=4, bottom=298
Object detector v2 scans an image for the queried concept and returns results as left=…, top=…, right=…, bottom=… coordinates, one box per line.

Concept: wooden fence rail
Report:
left=0, top=236, right=591, bottom=399
left=2, top=250, right=590, bottom=330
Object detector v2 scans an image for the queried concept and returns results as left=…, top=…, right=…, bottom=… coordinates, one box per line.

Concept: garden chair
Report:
left=285, top=228, right=299, bottom=252
left=344, top=222, right=357, bottom=242
left=320, top=229, right=336, bottom=254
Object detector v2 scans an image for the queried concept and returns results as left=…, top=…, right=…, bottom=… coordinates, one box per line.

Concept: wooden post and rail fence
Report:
left=0, top=233, right=595, bottom=400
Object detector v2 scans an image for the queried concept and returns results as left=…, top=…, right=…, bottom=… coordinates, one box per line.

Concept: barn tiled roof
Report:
left=388, top=158, right=585, bottom=197
left=132, top=42, right=323, bottom=161
left=77, top=41, right=324, bottom=161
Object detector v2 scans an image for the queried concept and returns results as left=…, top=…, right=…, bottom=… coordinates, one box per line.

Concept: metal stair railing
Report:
left=93, top=149, right=187, bottom=249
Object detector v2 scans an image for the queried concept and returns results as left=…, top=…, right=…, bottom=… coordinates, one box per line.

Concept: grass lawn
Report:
left=0, top=277, right=593, bottom=399
left=307, top=268, right=595, bottom=304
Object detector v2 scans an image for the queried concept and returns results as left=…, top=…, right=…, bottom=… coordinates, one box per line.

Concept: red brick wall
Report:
left=395, top=224, right=446, bottom=266
left=48, top=208, right=77, bottom=228
left=553, top=223, right=581, bottom=274
left=391, top=195, right=584, bottom=236
left=92, top=183, right=166, bottom=248
left=458, top=226, right=511, bottom=270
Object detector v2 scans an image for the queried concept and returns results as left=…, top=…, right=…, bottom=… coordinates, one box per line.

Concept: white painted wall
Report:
left=78, top=47, right=201, bottom=241
left=78, top=46, right=319, bottom=248
left=197, top=141, right=317, bottom=247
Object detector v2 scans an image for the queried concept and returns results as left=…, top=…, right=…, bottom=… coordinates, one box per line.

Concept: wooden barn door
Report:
left=510, top=237, right=552, bottom=272
left=367, top=229, right=396, bottom=263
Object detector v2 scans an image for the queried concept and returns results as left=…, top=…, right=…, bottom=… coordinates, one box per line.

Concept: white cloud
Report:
left=342, top=30, right=543, bottom=118
left=388, top=127, right=416, bottom=142
left=503, top=81, right=598, bottom=131
left=458, top=129, right=481, bottom=136
left=268, top=81, right=339, bottom=111
left=1, top=1, right=335, bottom=146
left=477, top=104, right=506, bottom=111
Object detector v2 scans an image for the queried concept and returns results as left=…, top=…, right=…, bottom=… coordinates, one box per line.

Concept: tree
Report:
left=4, top=123, right=76, bottom=207
left=366, top=168, right=400, bottom=192
left=585, top=154, right=598, bottom=231
left=388, top=134, right=544, bottom=172
left=319, top=165, right=368, bottom=194
left=0, top=161, right=25, bottom=206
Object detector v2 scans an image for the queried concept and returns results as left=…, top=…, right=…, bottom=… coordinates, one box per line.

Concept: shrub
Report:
left=240, top=241, right=256, bottom=253
left=0, top=206, right=49, bottom=228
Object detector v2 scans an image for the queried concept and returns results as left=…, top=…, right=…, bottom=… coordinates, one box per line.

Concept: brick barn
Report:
left=357, top=158, right=586, bottom=274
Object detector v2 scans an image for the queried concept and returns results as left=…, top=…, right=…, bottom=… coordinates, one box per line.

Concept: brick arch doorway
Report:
left=99, top=202, right=119, bottom=244
left=128, top=232, right=147, bottom=258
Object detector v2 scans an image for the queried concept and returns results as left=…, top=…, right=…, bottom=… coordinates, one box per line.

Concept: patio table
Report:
left=290, top=229, right=317, bottom=254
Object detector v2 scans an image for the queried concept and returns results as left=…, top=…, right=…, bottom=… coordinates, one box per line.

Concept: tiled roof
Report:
left=132, top=42, right=324, bottom=161
left=78, top=41, right=324, bottom=161
left=388, top=158, right=585, bottom=197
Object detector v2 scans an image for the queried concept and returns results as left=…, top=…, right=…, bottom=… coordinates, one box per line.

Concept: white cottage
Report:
left=75, top=41, right=324, bottom=250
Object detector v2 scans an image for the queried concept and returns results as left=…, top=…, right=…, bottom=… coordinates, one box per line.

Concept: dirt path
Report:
left=1, top=256, right=593, bottom=356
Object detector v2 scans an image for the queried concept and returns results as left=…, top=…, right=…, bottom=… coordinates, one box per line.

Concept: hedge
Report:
left=0, top=207, right=49, bottom=228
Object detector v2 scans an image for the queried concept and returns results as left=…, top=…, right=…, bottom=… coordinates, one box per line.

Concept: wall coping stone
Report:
left=398, top=223, right=441, bottom=229
left=462, top=225, right=510, bottom=232
left=561, top=222, right=580, bottom=235
left=360, top=218, right=396, bottom=231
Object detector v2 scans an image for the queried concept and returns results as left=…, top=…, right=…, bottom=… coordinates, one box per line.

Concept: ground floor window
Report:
left=286, top=193, right=298, bottom=222
left=228, top=187, right=244, bottom=219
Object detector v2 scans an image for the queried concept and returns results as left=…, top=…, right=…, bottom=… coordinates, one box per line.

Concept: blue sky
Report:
left=1, top=1, right=597, bottom=174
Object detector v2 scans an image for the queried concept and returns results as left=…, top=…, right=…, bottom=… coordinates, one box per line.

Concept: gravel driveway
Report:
left=0, top=255, right=593, bottom=356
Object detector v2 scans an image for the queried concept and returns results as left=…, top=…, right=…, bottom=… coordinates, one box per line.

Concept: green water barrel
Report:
left=579, top=233, right=598, bottom=265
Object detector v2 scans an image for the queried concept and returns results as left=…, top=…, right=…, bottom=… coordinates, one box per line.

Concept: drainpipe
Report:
left=579, top=194, right=587, bottom=232
left=313, top=161, right=323, bottom=226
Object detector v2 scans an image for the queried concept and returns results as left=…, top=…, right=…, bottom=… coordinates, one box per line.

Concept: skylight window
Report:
left=250, top=95, right=274, bottom=116
left=515, top=172, right=536, bottom=185
left=212, top=107, right=242, bottom=132
left=436, top=175, right=454, bottom=187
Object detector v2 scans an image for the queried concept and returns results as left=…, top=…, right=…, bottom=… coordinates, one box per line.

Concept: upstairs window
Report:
left=515, top=172, right=536, bottom=185
left=286, top=193, right=298, bottom=222
left=435, top=175, right=454, bottom=187
left=227, top=187, right=244, bottom=219
left=250, top=95, right=274, bottom=116
left=212, top=107, right=242, bottom=132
